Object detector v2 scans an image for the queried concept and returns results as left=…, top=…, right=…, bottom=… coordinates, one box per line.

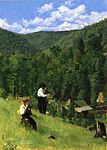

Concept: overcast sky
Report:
left=0, top=0, right=107, bottom=34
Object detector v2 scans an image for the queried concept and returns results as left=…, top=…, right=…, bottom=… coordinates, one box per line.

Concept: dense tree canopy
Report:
left=0, top=19, right=107, bottom=106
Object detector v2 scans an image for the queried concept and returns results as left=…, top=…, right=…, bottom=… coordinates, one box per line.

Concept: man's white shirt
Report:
left=37, top=88, right=47, bottom=97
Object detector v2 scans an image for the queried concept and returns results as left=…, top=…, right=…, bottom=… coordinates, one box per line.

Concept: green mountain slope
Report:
left=0, top=28, right=72, bottom=53
left=0, top=99, right=106, bottom=150
left=54, top=19, right=107, bottom=52
left=1, top=19, right=107, bottom=54
left=23, top=31, right=71, bottom=51
left=0, top=28, right=35, bottom=53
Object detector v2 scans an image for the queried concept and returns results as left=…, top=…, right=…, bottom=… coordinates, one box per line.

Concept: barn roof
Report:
left=74, top=100, right=88, bottom=107
left=74, top=100, right=93, bottom=112
left=75, top=106, right=92, bottom=113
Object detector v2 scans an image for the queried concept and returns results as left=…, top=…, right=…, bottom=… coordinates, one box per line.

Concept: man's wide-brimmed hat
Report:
left=22, top=97, right=29, bottom=103
left=41, top=83, right=46, bottom=88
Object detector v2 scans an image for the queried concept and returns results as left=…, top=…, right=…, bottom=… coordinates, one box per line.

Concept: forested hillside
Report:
left=23, top=31, right=71, bottom=51
left=0, top=28, right=71, bottom=53
left=0, top=28, right=35, bottom=53
left=0, top=19, right=107, bottom=106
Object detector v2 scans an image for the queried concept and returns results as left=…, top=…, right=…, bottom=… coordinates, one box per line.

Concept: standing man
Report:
left=37, top=83, right=49, bottom=114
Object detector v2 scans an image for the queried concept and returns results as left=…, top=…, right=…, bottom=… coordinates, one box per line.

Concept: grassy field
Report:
left=0, top=98, right=107, bottom=150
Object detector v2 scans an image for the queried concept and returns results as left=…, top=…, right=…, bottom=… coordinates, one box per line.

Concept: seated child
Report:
left=20, top=97, right=37, bottom=131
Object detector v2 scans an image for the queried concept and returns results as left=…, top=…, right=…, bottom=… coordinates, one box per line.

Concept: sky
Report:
left=0, top=0, right=107, bottom=34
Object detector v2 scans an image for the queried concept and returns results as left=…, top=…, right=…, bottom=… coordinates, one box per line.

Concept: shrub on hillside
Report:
left=70, top=112, right=96, bottom=129
left=47, top=99, right=57, bottom=116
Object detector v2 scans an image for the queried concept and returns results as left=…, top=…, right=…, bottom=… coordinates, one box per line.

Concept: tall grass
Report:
left=0, top=98, right=107, bottom=150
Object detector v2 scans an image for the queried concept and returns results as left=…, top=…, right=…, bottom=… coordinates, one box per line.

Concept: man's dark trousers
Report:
left=38, top=97, right=47, bottom=114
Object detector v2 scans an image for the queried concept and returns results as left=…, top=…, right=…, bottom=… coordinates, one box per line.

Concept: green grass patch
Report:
left=0, top=98, right=106, bottom=150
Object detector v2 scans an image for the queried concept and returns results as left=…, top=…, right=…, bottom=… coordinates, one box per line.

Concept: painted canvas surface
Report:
left=0, top=0, right=107, bottom=149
